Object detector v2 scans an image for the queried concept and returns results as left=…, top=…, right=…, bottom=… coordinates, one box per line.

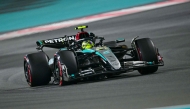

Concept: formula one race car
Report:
left=24, top=25, right=164, bottom=87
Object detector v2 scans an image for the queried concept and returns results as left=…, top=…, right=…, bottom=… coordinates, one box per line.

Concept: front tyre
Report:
left=135, top=38, right=158, bottom=75
left=24, top=52, right=51, bottom=87
left=54, top=50, right=78, bottom=86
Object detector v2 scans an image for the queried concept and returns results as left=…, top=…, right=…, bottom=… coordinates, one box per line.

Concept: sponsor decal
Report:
left=68, top=35, right=75, bottom=40
left=44, top=38, right=64, bottom=44
left=44, top=35, right=75, bottom=44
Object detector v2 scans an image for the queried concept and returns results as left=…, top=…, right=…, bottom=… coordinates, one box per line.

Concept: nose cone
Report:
left=106, top=55, right=121, bottom=70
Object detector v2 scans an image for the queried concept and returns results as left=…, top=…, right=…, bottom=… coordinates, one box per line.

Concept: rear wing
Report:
left=36, top=35, right=76, bottom=49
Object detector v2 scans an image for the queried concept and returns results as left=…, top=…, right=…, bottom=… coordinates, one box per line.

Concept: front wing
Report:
left=66, top=60, right=164, bottom=81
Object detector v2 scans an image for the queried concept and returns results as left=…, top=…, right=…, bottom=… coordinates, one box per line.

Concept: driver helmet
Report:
left=82, top=40, right=94, bottom=49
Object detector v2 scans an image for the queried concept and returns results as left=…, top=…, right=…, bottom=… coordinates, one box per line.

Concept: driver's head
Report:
left=82, top=40, right=94, bottom=49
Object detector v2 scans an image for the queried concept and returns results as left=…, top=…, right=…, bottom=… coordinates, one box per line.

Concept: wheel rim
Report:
left=57, top=61, right=63, bottom=86
left=24, top=62, right=32, bottom=86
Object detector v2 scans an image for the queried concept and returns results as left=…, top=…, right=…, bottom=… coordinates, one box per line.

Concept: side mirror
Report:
left=116, top=38, right=125, bottom=43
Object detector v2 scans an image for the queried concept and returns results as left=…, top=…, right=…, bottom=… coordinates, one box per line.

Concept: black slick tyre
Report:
left=24, top=52, right=51, bottom=87
left=135, top=38, right=158, bottom=75
left=54, top=50, right=78, bottom=86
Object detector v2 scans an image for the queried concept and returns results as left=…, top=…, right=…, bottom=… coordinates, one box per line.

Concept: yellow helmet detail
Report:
left=82, top=40, right=94, bottom=49
left=75, top=25, right=88, bottom=30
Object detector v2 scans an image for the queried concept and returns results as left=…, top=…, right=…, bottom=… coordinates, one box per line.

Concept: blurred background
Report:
left=0, top=0, right=161, bottom=33
left=0, top=0, right=190, bottom=109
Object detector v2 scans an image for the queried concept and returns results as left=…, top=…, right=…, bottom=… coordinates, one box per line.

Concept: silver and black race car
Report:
left=24, top=26, right=164, bottom=87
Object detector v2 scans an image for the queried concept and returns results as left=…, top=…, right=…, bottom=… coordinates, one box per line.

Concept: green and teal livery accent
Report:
left=82, top=49, right=95, bottom=53
left=37, top=40, right=43, bottom=46
left=70, top=74, right=75, bottom=78
left=95, top=52, right=107, bottom=61
left=60, top=48, right=67, bottom=51
left=82, top=49, right=107, bottom=61
left=103, top=50, right=110, bottom=54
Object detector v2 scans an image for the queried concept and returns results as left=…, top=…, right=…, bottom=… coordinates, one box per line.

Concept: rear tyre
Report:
left=135, top=38, right=158, bottom=75
left=54, top=50, right=78, bottom=86
left=24, top=52, right=51, bottom=87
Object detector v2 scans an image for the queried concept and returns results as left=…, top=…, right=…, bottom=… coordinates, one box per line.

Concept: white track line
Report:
left=0, top=0, right=189, bottom=40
